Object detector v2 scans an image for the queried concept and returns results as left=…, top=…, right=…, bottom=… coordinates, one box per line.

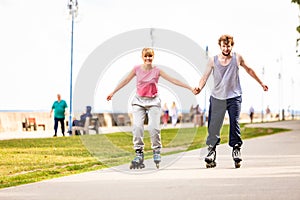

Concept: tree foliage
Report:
left=292, top=0, right=300, bottom=34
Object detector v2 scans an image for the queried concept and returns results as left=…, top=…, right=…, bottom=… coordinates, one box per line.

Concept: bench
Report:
left=72, top=116, right=99, bottom=135
left=22, top=118, right=46, bottom=131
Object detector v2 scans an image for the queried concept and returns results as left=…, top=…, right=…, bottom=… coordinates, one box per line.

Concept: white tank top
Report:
left=211, top=53, right=242, bottom=100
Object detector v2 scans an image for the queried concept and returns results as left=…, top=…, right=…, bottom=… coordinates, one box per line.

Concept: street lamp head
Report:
left=68, top=0, right=78, bottom=16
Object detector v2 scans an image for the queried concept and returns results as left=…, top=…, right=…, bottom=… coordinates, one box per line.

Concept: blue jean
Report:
left=206, top=96, right=243, bottom=147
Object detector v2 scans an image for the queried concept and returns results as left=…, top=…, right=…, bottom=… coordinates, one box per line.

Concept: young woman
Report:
left=107, top=48, right=199, bottom=169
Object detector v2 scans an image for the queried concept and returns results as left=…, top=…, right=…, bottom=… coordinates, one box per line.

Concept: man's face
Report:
left=220, top=41, right=233, bottom=56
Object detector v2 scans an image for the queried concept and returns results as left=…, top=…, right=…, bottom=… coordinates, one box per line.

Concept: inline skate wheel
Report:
left=205, top=161, right=216, bottom=168
left=130, top=162, right=145, bottom=169
left=139, top=163, right=145, bottom=169
left=155, top=163, right=159, bottom=169
left=234, top=162, right=241, bottom=168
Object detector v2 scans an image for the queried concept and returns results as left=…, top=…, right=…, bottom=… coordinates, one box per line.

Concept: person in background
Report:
left=162, top=103, right=169, bottom=128
left=266, top=105, right=271, bottom=121
left=193, top=104, right=203, bottom=127
left=249, top=106, right=254, bottom=123
left=170, top=101, right=178, bottom=127
left=72, top=106, right=93, bottom=135
left=50, top=94, right=68, bottom=137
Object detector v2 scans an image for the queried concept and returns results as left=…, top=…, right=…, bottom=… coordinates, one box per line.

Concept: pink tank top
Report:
left=134, top=65, right=160, bottom=97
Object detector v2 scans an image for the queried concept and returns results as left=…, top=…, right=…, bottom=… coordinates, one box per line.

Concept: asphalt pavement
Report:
left=0, top=120, right=300, bottom=200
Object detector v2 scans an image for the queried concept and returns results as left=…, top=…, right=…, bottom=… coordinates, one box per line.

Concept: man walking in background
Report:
left=249, top=106, right=254, bottom=123
left=50, top=94, right=68, bottom=137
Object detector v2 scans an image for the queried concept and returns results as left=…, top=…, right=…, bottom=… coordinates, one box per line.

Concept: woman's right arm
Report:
left=107, top=69, right=136, bottom=101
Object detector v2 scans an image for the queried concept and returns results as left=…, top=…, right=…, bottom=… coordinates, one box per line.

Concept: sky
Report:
left=0, top=0, right=299, bottom=115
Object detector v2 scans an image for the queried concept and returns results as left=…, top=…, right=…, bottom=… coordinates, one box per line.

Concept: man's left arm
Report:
left=238, top=53, right=268, bottom=91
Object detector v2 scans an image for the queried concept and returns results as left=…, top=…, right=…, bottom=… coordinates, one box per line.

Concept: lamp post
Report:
left=291, top=78, right=295, bottom=120
left=261, top=66, right=264, bottom=122
left=203, top=45, right=208, bottom=125
left=67, top=0, right=78, bottom=134
left=277, top=54, right=283, bottom=121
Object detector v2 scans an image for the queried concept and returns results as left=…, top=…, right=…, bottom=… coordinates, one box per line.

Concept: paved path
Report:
left=0, top=120, right=300, bottom=200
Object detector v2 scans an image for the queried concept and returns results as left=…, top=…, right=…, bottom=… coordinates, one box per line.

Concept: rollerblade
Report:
left=153, top=150, right=161, bottom=169
left=205, top=145, right=217, bottom=168
left=129, top=149, right=145, bottom=169
left=232, top=144, right=242, bottom=168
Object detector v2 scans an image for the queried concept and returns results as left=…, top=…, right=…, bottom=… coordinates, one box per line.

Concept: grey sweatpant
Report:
left=131, top=95, right=162, bottom=151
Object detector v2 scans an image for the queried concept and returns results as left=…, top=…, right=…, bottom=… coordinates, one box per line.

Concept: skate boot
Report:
left=153, top=150, right=161, bottom=169
left=129, top=149, right=145, bottom=169
left=232, top=144, right=242, bottom=168
left=205, top=145, right=217, bottom=168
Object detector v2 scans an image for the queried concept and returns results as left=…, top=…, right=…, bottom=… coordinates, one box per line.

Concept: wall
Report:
left=0, top=112, right=52, bottom=132
left=0, top=112, right=132, bottom=133
left=0, top=112, right=113, bottom=132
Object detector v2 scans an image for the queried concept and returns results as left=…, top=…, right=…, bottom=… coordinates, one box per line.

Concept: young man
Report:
left=197, top=35, right=268, bottom=168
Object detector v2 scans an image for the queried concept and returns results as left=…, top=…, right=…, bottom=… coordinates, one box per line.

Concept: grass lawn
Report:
left=0, top=124, right=289, bottom=189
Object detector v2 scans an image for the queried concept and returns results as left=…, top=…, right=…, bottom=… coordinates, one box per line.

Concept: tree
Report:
left=292, top=1, right=300, bottom=31
left=292, top=0, right=300, bottom=56
left=292, top=0, right=300, bottom=33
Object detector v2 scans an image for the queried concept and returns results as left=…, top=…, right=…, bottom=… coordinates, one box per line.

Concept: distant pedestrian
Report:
left=107, top=48, right=199, bottom=169
left=193, top=104, right=203, bottom=127
left=249, top=106, right=254, bottom=123
left=162, top=103, right=169, bottom=127
left=189, top=105, right=195, bottom=122
left=170, top=101, right=178, bottom=127
left=50, top=94, right=68, bottom=137
left=197, top=34, right=268, bottom=168
left=266, top=105, right=271, bottom=121
left=72, top=106, right=93, bottom=135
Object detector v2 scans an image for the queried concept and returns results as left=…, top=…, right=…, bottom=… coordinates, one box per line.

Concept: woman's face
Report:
left=142, top=53, right=154, bottom=64
left=142, top=49, right=154, bottom=65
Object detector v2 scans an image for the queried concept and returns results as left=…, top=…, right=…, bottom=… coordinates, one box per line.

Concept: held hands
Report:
left=192, top=87, right=201, bottom=95
left=108, top=87, right=201, bottom=100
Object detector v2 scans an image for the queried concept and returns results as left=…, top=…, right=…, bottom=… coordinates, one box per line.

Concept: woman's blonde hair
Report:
left=142, top=48, right=155, bottom=57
